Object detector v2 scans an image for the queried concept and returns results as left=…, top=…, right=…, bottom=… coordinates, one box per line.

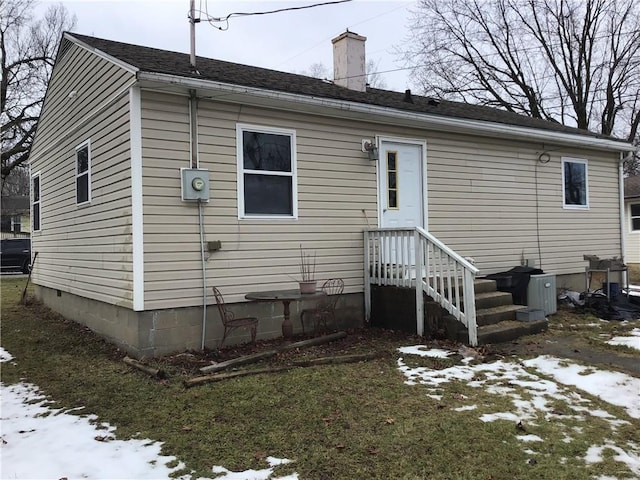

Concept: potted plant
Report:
left=298, top=245, right=317, bottom=294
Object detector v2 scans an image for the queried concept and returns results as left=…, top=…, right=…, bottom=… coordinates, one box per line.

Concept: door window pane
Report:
left=387, top=151, right=398, bottom=209
left=387, top=152, right=396, bottom=170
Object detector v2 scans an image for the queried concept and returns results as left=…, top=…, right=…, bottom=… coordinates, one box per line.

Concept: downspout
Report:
left=198, top=199, right=207, bottom=350
left=619, top=151, right=633, bottom=291
left=188, top=89, right=207, bottom=350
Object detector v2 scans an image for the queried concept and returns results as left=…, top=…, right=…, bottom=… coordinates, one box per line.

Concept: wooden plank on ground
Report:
left=123, top=356, right=167, bottom=379
left=186, top=350, right=383, bottom=388
left=198, top=331, right=348, bottom=373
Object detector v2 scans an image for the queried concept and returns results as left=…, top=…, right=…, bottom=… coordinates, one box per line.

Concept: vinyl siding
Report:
left=140, top=90, right=622, bottom=308
left=29, top=42, right=135, bottom=308
left=141, top=91, right=377, bottom=308
left=424, top=138, right=621, bottom=277
left=625, top=200, right=640, bottom=264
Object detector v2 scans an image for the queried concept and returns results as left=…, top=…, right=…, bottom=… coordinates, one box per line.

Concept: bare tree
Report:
left=302, top=59, right=388, bottom=89
left=1, top=164, right=29, bottom=196
left=402, top=0, right=640, bottom=173
left=365, top=59, right=387, bottom=90
left=1, top=0, right=76, bottom=192
left=303, top=62, right=330, bottom=80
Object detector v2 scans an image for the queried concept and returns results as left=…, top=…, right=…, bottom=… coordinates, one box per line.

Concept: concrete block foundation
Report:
left=35, top=285, right=364, bottom=358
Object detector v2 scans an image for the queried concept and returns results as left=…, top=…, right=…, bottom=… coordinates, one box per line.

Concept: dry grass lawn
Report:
left=2, top=276, right=639, bottom=479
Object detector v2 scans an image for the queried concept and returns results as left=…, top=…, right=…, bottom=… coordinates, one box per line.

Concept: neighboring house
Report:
left=28, top=31, right=634, bottom=357
left=624, top=175, right=640, bottom=266
left=1, top=196, right=31, bottom=239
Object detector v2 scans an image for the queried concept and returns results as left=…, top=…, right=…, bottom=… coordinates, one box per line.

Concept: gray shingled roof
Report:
left=1, top=196, right=29, bottom=214
left=625, top=175, right=640, bottom=199
left=69, top=33, right=622, bottom=142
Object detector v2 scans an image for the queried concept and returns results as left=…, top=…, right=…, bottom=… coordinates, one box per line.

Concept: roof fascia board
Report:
left=64, top=33, right=139, bottom=75
left=137, top=71, right=634, bottom=153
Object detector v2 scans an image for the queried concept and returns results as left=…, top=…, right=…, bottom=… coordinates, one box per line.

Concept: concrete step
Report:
left=474, top=291, right=514, bottom=310
left=474, top=278, right=498, bottom=294
left=473, top=319, right=548, bottom=345
left=430, top=276, right=546, bottom=346
left=433, top=278, right=499, bottom=303
left=476, top=304, right=524, bottom=326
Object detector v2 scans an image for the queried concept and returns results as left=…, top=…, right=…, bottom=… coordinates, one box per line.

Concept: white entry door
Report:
left=380, top=141, right=424, bottom=229
left=378, top=140, right=425, bottom=270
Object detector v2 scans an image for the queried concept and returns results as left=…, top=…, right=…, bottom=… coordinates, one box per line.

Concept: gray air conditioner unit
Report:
left=180, top=168, right=210, bottom=202
left=527, top=274, right=557, bottom=316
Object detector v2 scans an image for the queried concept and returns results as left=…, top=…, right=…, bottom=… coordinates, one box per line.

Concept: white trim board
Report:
left=129, top=86, right=144, bottom=311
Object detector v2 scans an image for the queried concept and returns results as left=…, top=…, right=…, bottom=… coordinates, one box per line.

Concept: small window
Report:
left=562, top=158, right=588, bottom=208
left=237, top=124, right=297, bottom=218
left=387, top=151, right=399, bottom=209
left=11, top=215, right=22, bottom=233
left=631, top=204, right=640, bottom=231
left=76, top=140, right=91, bottom=205
left=32, top=173, right=41, bottom=231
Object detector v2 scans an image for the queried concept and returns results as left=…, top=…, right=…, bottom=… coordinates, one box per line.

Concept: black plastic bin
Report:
left=486, top=266, right=544, bottom=305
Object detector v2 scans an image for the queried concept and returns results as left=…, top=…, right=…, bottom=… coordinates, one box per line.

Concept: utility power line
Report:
left=198, top=0, right=352, bottom=31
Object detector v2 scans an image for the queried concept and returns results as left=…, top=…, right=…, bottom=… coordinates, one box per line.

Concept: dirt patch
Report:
left=487, top=331, right=640, bottom=377
left=158, top=319, right=640, bottom=379
left=156, top=328, right=426, bottom=374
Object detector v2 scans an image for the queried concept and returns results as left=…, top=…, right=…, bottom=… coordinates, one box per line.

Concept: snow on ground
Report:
left=585, top=441, right=640, bottom=477
left=397, top=347, right=640, bottom=477
left=0, top=382, right=187, bottom=480
left=0, top=347, right=14, bottom=362
left=211, top=458, right=297, bottom=480
left=607, top=328, right=640, bottom=351
left=397, top=346, right=453, bottom=358
left=3, top=340, right=640, bottom=479
left=517, top=434, right=543, bottom=442
left=523, top=356, right=640, bottom=419
left=0, top=347, right=297, bottom=480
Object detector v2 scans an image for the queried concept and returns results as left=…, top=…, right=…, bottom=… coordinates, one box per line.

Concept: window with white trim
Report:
left=561, top=157, right=588, bottom=208
left=32, top=173, right=41, bottom=231
left=76, top=140, right=91, bottom=205
left=11, top=216, right=22, bottom=233
left=237, top=124, right=297, bottom=218
left=631, top=203, right=640, bottom=231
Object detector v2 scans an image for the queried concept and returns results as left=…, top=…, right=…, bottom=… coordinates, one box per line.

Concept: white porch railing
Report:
left=1, top=232, right=30, bottom=239
left=364, top=227, right=480, bottom=346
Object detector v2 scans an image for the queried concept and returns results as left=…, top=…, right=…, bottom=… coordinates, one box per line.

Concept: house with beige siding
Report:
left=624, top=175, right=640, bottom=266
left=28, top=31, right=634, bottom=357
left=1, top=196, right=30, bottom=238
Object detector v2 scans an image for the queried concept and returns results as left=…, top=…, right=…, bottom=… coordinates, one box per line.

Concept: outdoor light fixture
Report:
left=362, top=139, right=379, bottom=161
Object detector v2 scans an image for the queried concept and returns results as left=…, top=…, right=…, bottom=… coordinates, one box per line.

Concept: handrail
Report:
left=416, top=227, right=480, bottom=275
left=364, top=227, right=478, bottom=346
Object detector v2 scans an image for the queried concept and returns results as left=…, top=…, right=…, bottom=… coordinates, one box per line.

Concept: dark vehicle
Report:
left=0, top=238, right=31, bottom=273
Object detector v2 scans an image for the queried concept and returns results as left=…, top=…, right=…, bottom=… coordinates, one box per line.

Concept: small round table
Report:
left=245, top=289, right=326, bottom=338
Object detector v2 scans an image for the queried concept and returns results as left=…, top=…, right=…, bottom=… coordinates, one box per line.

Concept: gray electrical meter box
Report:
left=180, top=168, right=210, bottom=201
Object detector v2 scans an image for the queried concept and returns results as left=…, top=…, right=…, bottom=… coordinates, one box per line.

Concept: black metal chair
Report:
left=212, top=287, right=258, bottom=346
left=300, top=278, right=344, bottom=333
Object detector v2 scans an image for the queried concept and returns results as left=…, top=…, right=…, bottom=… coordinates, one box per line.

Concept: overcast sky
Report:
left=38, top=0, right=417, bottom=91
